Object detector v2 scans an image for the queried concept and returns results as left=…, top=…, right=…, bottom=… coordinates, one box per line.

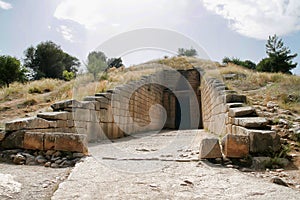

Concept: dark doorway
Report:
left=175, top=95, right=191, bottom=129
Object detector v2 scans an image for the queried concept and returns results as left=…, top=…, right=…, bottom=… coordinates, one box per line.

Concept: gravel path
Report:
left=52, top=130, right=300, bottom=200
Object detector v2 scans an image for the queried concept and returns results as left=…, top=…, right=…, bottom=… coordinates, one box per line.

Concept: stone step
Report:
left=225, top=94, right=247, bottom=103
left=37, top=112, right=72, bottom=121
left=226, top=103, right=244, bottom=111
left=1, top=131, right=88, bottom=154
left=221, top=134, right=249, bottom=158
left=233, top=117, right=268, bottom=129
left=51, top=99, right=81, bottom=111
left=228, top=106, right=256, bottom=117
left=5, top=117, right=54, bottom=132
left=230, top=125, right=280, bottom=154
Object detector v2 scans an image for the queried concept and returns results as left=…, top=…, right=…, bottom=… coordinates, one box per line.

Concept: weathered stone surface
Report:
left=248, top=130, right=281, bottom=153
left=37, top=112, right=72, bottom=120
left=52, top=133, right=88, bottom=153
left=44, top=133, right=56, bottom=150
left=222, top=134, right=249, bottom=158
left=225, top=103, right=243, bottom=111
left=0, top=131, right=25, bottom=149
left=5, top=117, right=51, bottom=131
left=51, top=99, right=81, bottom=111
left=225, top=94, right=247, bottom=103
left=0, top=130, right=6, bottom=142
left=23, top=132, right=44, bottom=150
left=233, top=117, right=268, bottom=128
left=228, top=106, right=256, bottom=117
left=74, top=109, right=91, bottom=122
left=199, top=137, right=222, bottom=159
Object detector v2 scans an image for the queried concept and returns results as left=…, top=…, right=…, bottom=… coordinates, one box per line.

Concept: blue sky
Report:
left=0, top=0, right=300, bottom=74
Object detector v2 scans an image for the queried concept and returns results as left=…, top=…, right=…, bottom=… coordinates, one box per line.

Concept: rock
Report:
left=279, top=119, right=289, bottom=125
left=53, top=151, right=62, bottom=157
left=228, top=106, right=256, bottom=117
left=59, top=160, right=73, bottom=168
left=45, top=150, right=56, bottom=156
left=222, top=134, right=249, bottom=158
left=44, top=162, right=51, bottom=167
left=267, top=101, right=278, bottom=109
left=50, top=163, right=59, bottom=168
left=270, top=177, right=289, bottom=187
left=54, top=159, right=63, bottom=165
left=199, top=137, right=222, bottom=159
left=72, top=152, right=85, bottom=158
left=22, top=153, right=36, bottom=165
left=12, top=153, right=26, bottom=165
left=35, top=155, right=47, bottom=164
left=251, top=157, right=271, bottom=170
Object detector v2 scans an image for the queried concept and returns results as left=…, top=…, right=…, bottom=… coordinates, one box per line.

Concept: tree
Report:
left=86, top=51, right=107, bottom=81
left=107, top=57, right=123, bottom=69
left=23, top=41, right=80, bottom=80
left=257, top=35, right=297, bottom=73
left=0, top=55, right=26, bottom=87
left=178, top=48, right=198, bottom=57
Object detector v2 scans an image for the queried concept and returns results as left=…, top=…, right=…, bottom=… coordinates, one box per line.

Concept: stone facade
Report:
left=1, top=62, right=280, bottom=158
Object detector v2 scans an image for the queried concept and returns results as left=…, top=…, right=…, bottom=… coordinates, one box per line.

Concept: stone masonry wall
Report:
left=200, top=76, right=280, bottom=158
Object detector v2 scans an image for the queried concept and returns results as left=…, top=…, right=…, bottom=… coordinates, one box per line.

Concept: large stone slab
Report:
left=37, top=112, right=72, bottom=120
left=199, top=137, right=222, bottom=159
left=0, top=131, right=25, bottom=149
left=222, top=134, right=249, bottom=158
left=5, top=117, right=52, bottom=131
left=233, top=117, right=268, bottom=128
left=248, top=130, right=281, bottom=154
left=23, top=132, right=44, bottom=150
left=228, top=106, right=256, bottom=117
left=44, top=133, right=88, bottom=153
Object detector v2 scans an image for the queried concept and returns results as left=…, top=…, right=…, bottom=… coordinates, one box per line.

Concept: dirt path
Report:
left=52, top=130, right=300, bottom=200
left=0, top=164, right=70, bottom=200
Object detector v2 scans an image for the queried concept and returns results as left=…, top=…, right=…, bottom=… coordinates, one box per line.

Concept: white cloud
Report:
left=202, top=0, right=300, bottom=39
left=56, top=25, right=75, bottom=42
left=0, top=0, right=12, bottom=10
left=54, top=0, right=189, bottom=30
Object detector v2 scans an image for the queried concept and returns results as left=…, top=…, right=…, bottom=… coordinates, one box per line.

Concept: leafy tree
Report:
left=0, top=55, right=26, bottom=87
left=86, top=51, right=107, bottom=81
left=178, top=48, right=198, bottom=57
left=257, top=35, right=297, bottom=74
left=107, top=57, right=123, bottom=69
left=23, top=41, right=80, bottom=80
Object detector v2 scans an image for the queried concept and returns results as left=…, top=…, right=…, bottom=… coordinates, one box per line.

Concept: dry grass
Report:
left=220, top=63, right=300, bottom=113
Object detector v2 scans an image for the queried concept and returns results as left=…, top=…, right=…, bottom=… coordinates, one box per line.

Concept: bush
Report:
left=63, top=70, right=75, bottom=81
left=222, top=57, right=256, bottom=70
